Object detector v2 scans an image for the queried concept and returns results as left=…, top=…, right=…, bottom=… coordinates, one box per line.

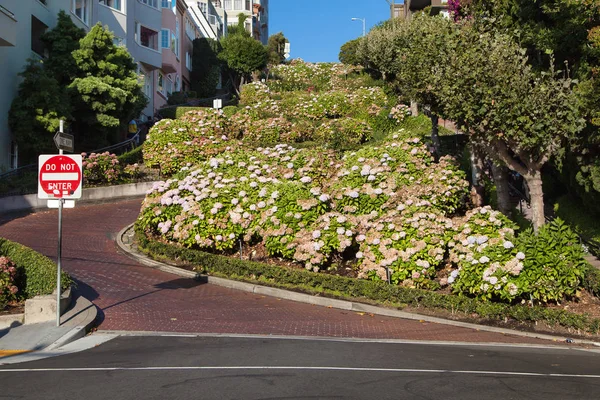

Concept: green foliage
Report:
left=40, top=10, right=85, bottom=85
left=553, top=194, right=600, bottom=255
left=167, top=91, right=196, bottom=106
left=117, top=145, right=144, bottom=165
left=135, top=225, right=600, bottom=335
left=219, top=18, right=268, bottom=95
left=267, top=32, right=288, bottom=65
left=516, top=219, right=588, bottom=302
left=9, top=14, right=146, bottom=163
left=451, top=218, right=587, bottom=303
left=8, top=61, right=71, bottom=164
left=0, top=238, right=71, bottom=299
left=157, top=106, right=205, bottom=120
left=0, top=256, right=19, bottom=309
left=339, top=38, right=363, bottom=65
left=69, top=23, right=147, bottom=149
left=191, top=38, right=222, bottom=97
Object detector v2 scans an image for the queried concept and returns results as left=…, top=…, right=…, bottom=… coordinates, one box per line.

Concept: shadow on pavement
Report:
left=96, top=276, right=207, bottom=325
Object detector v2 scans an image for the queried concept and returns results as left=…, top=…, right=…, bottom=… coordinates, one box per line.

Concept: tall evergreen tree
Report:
left=69, top=23, right=147, bottom=148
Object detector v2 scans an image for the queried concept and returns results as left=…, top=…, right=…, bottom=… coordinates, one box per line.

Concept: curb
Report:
left=46, top=294, right=98, bottom=351
left=0, top=181, right=157, bottom=215
left=117, top=224, right=600, bottom=347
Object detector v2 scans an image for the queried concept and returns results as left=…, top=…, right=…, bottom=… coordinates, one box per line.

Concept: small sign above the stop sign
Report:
left=38, top=154, right=83, bottom=199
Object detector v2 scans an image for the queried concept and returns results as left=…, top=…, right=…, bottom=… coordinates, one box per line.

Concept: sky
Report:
left=269, top=0, right=396, bottom=63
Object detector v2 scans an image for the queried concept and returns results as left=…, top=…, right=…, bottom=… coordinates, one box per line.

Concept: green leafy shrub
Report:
left=118, top=146, right=143, bottom=165
left=0, top=256, right=19, bottom=309
left=157, top=106, right=205, bottom=120
left=0, top=238, right=71, bottom=298
left=449, top=217, right=587, bottom=303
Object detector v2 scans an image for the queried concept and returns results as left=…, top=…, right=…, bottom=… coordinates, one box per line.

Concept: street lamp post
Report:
left=351, top=17, right=366, bottom=37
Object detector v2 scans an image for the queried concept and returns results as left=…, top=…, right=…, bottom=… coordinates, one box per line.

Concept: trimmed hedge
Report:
left=135, top=223, right=600, bottom=336
left=157, top=107, right=206, bottom=120
left=0, top=237, right=71, bottom=299
left=117, top=146, right=144, bottom=165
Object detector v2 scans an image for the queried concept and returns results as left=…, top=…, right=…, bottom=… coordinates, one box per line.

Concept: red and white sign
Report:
left=38, top=155, right=83, bottom=199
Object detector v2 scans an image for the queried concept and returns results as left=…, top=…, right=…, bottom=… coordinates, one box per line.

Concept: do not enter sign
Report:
left=38, top=155, right=83, bottom=199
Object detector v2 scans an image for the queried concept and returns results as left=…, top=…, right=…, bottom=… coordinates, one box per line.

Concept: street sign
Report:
left=284, top=42, right=290, bottom=59
left=53, top=131, right=74, bottom=152
left=47, top=199, right=75, bottom=208
left=38, top=154, right=83, bottom=199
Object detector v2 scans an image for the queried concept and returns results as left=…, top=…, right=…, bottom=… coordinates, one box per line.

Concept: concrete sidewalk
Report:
left=0, top=292, right=97, bottom=362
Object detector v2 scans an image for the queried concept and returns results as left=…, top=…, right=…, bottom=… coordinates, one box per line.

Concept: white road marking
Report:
left=0, top=366, right=599, bottom=379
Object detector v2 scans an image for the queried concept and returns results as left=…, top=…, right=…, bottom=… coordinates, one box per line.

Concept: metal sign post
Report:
left=37, top=120, right=82, bottom=326
left=57, top=120, right=64, bottom=327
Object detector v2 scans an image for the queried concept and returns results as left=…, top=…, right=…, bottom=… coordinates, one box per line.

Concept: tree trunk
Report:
left=430, top=114, right=441, bottom=157
left=469, top=144, right=485, bottom=207
left=490, top=162, right=512, bottom=217
left=524, top=169, right=545, bottom=232
left=410, top=100, right=418, bottom=116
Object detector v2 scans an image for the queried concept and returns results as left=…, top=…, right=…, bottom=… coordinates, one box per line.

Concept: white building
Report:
left=216, top=0, right=268, bottom=45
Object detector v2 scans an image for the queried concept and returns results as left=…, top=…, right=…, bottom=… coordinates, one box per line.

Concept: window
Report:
left=140, top=0, right=158, bottom=8
left=166, top=75, right=173, bottom=95
left=185, top=17, right=196, bottom=40
left=234, top=0, right=242, bottom=10
left=113, top=37, right=126, bottom=47
left=10, top=142, right=18, bottom=170
left=174, top=19, right=180, bottom=58
left=186, top=52, right=192, bottom=71
left=199, top=1, right=207, bottom=15
left=245, top=0, right=250, bottom=10
left=137, top=23, right=159, bottom=50
left=139, top=65, right=152, bottom=98
left=161, top=0, right=170, bottom=8
left=99, top=0, right=122, bottom=12
left=157, top=72, right=164, bottom=95
left=161, top=29, right=170, bottom=49
left=31, top=16, right=48, bottom=57
left=223, top=0, right=231, bottom=10
left=72, top=0, right=90, bottom=24
left=175, top=75, right=180, bottom=92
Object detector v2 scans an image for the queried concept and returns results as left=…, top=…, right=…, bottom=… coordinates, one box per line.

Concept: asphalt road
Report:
left=1, top=335, right=599, bottom=400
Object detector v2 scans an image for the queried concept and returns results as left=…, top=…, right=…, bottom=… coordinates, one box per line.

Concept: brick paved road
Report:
left=0, top=199, right=554, bottom=343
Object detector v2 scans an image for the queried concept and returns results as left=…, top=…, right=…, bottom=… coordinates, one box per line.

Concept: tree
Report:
left=8, top=10, right=83, bottom=163
left=69, top=23, right=147, bottom=148
left=436, top=25, right=584, bottom=231
left=219, top=33, right=268, bottom=96
left=227, top=13, right=251, bottom=38
left=467, top=0, right=600, bottom=214
left=267, top=32, right=288, bottom=65
left=390, top=14, right=457, bottom=154
left=8, top=62, right=72, bottom=163
left=41, top=10, right=85, bottom=85
left=191, top=37, right=222, bottom=97
left=338, top=38, right=362, bottom=65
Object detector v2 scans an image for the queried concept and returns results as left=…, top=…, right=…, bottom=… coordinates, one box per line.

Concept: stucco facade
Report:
left=0, top=0, right=209, bottom=170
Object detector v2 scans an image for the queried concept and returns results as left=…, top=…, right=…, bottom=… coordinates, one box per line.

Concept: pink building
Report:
left=154, top=0, right=182, bottom=111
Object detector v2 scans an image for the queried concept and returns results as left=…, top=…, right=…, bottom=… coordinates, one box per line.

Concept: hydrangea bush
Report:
left=138, top=60, right=590, bottom=305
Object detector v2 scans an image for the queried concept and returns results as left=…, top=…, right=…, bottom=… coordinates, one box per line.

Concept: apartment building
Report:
left=0, top=0, right=214, bottom=170
left=218, top=0, right=268, bottom=45
left=404, top=0, right=449, bottom=19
